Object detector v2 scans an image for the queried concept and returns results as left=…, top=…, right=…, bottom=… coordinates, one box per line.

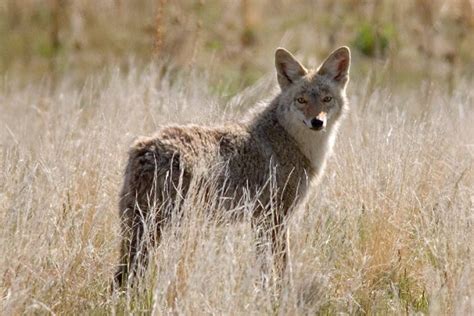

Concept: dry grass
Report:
left=0, top=63, right=472, bottom=314
left=2, top=1, right=473, bottom=314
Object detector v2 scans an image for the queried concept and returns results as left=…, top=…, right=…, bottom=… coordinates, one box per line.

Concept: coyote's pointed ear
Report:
left=317, top=46, right=351, bottom=87
left=275, top=48, right=308, bottom=90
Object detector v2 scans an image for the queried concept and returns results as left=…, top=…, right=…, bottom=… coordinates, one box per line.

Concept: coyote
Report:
left=114, top=46, right=351, bottom=288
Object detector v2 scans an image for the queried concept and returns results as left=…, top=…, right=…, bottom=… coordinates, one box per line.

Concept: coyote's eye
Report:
left=322, top=96, right=332, bottom=103
left=296, top=97, right=306, bottom=104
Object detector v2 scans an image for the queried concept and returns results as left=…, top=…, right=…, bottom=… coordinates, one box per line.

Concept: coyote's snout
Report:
left=114, top=46, right=351, bottom=289
left=307, top=113, right=326, bottom=130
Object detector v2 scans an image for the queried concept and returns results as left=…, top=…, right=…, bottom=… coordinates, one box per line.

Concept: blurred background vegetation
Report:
left=1, top=0, right=473, bottom=94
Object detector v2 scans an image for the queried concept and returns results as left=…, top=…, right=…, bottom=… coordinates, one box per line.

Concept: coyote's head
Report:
left=275, top=46, right=350, bottom=131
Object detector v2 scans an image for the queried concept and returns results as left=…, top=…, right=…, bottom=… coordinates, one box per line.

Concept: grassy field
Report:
left=1, top=64, right=473, bottom=314
left=1, top=0, right=473, bottom=315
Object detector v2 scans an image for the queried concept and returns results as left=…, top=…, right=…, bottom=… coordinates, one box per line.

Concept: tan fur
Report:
left=114, top=47, right=351, bottom=288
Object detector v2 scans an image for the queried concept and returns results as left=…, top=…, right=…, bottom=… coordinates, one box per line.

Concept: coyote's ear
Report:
left=317, top=46, right=351, bottom=87
left=275, top=48, right=307, bottom=90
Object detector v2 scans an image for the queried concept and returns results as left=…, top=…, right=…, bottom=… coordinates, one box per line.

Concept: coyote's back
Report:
left=114, top=46, right=351, bottom=288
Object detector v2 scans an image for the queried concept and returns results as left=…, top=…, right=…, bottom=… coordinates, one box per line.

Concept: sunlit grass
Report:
left=0, top=64, right=472, bottom=314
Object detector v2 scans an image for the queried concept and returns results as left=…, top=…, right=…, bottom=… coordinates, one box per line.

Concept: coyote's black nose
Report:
left=310, top=118, right=324, bottom=130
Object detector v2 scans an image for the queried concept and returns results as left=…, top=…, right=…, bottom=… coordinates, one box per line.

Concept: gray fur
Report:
left=114, top=47, right=351, bottom=288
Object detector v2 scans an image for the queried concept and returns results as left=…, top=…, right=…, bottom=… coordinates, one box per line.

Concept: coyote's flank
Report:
left=114, top=46, right=351, bottom=288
